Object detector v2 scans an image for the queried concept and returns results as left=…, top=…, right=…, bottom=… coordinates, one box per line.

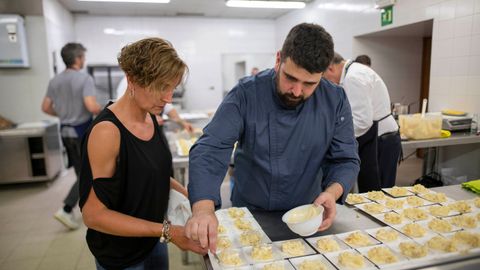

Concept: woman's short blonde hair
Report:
left=118, top=37, right=187, bottom=92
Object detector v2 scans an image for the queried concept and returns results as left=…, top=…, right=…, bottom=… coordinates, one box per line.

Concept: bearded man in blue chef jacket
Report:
left=185, top=23, right=360, bottom=253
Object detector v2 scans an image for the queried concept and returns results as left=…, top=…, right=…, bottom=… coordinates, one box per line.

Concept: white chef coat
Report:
left=115, top=77, right=174, bottom=114
left=340, top=60, right=398, bottom=137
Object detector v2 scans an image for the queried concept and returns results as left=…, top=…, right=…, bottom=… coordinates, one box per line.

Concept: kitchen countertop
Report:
left=401, top=132, right=480, bottom=149
left=202, top=184, right=480, bottom=270
left=0, top=120, right=57, bottom=137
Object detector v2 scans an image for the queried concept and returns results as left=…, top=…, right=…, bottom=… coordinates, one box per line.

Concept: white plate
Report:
left=393, top=208, right=434, bottom=223
left=417, top=192, right=456, bottom=204
left=382, top=187, right=414, bottom=198
left=236, top=230, right=272, bottom=247
left=216, top=220, right=234, bottom=235
left=231, top=217, right=264, bottom=233
left=386, top=240, right=436, bottom=262
left=364, top=226, right=410, bottom=245
left=371, top=211, right=409, bottom=227
left=418, top=203, right=460, bottom=218
left=272, top=239, right=316, bottom=259
left=336, top=230, right=381, bottom=248
left=359, top=191, right=388, bottom=203
left=175, top=138, right=196, bottom=156
left=253, top=260, right=295, bottom=270
left=209, top=248, right=249, bottom=269
left=355, top=202, right=390, bottom=215
left=442, top=213, right=479, bottom=230
left=468, top=198, right=480, bottom=210
left=305, top=235, right=351, bottom=254
left=441, top=231, right=480, bottom=253
left=289, top=254, right=337, bottom=270
left=441, top=200, right=476, bottom=214
left=243, top=244, right=283, bottom=264
left=217, top=233, right=242, bottom=250
left=405, top=185, right=433, bottom=195
left=414, top=235, right=461, bottom=259
left=424, top=217, right=462, bottom=235
left=356, top=244, right=408, bottom=268
left=216, top=207, right=254, bottom=220
left=391, top=222, right=438, bottom=240
left=404, top=196, right=433, bottom=208
left=345, top=194, right=372, bottom=206
left=378, top=197, right=407, bottom=210
left=323, top=250, right=376, bottom=270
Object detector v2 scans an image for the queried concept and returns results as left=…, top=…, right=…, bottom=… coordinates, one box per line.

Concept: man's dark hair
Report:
left=280, top=23, right=334, bottom=73
left=61, top=43, right=86, bottom=67
left=332, top=52, right=344, bottom=64
left=354, top=54, right=371, bottom=66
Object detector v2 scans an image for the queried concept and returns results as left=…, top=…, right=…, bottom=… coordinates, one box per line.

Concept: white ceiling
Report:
left=58, top=0, right=311, bottom=19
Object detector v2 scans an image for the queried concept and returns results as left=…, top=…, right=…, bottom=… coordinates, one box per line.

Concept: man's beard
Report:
left=276, top=75, right=305, bottom=108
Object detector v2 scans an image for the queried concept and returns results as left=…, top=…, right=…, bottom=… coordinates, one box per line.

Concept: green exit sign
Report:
left=381, top=6, right=393, bottom=26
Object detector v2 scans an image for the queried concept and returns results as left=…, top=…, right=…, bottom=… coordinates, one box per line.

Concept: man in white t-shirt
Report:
left=116, top=77, right=193, bottom=132
left=324, top=52, right=401, bottom=192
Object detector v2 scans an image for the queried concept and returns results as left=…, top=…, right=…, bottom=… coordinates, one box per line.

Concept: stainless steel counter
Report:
left=401, top=133, right=480, bottom=180
left=202, top=185, right=480, bottom=270
left=401, top=132, right=480, bottom=149
left=0, top=120, right=63, bottom=184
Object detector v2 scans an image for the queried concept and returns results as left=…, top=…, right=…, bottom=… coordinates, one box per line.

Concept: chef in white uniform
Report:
left=324, top=52, right=401, bottom=192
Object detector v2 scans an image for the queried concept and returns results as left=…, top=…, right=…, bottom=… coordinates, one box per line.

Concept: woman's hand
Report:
left=170, top=225, right=208, bottom=255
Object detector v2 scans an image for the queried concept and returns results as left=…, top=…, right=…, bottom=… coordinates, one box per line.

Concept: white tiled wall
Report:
left=275, top=0, right=480, bottom=115
left=74, top=16, right=276, bottom=110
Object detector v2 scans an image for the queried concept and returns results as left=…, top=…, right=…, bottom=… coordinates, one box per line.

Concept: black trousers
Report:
left=378, top=131, right=402, bottom=188
left=357, top=122, right=381, bottom=193
left=62, top=137, right=82, bottom=208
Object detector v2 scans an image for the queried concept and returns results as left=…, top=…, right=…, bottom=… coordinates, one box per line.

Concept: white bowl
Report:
left=282, top=204, right=324, bottom=236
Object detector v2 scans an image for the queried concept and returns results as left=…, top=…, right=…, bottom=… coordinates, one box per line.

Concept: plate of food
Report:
left=288, top=254, right=337, bottom=270
left=273, top=239, right=316, bottom=259
left=305, top=235, right=350, bottom=254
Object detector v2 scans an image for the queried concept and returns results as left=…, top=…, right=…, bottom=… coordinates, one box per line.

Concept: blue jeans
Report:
left=95, top=241, right=168, bottom=270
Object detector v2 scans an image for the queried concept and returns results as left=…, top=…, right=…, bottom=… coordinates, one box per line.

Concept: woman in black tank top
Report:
left=78, top=38, right=207, bottom=270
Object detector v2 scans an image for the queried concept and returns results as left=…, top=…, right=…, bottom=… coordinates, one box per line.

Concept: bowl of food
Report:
left=282, top=204, right=324, bottom=236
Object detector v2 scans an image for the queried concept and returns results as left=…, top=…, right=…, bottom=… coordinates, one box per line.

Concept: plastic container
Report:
left=440, top=167, right=468, bottom=185
left=399, top=114, right=442, bottom=140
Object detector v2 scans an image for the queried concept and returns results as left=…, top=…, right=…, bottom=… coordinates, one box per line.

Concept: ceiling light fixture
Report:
left=317, top=2, right=377, bottom=13
left=78, top=0, right=170, bottom=3
left=226, top=0, right=306, bottom=9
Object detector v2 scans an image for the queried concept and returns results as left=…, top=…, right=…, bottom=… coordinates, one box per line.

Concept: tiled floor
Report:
left=0, top=155, right=422, bottom=270
left=0, top=169, right=204, bottom=270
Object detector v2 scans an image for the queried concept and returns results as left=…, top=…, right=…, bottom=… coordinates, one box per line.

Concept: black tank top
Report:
left=79, top=106, right=171, bottom=270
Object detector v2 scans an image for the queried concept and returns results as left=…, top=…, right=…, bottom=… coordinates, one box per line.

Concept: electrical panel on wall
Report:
left=0, top=15, right=30, bottom=68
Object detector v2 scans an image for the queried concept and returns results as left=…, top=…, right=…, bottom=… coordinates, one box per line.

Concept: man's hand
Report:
left=170, top=225, right=208, bottom=255
left=313, top=182, right=344, bottom=231
left=185, top=200, right=218, bottom=253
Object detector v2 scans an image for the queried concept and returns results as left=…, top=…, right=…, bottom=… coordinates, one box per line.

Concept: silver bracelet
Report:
left=160, top=219, right=171, bottom=243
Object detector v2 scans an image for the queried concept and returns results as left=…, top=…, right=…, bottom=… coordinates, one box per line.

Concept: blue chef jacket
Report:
left=188, top=69, right=360, bottom=210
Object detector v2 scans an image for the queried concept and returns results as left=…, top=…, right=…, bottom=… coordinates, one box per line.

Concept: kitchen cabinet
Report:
left=0, top=121, right=63, bottom=184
